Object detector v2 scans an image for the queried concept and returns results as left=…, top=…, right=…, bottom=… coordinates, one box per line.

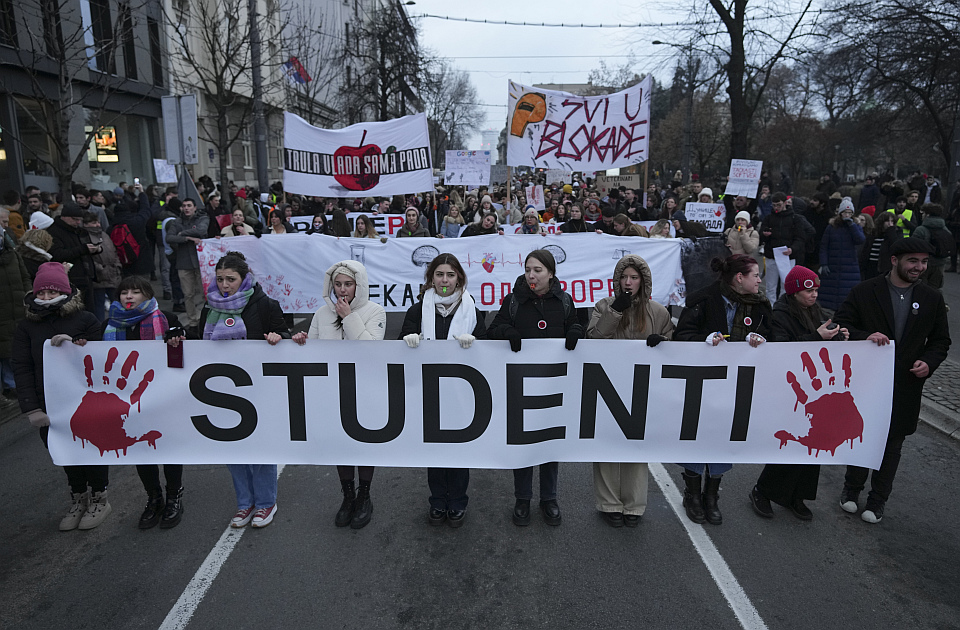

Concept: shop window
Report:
left=14, top=98, right=56, bottom=177
left=0, top=0, right=16, bottom=48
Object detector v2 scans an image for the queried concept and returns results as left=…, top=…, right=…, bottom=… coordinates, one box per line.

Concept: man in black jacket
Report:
left=47, top=202, right=101, bottom=315
left=759, top=192, right=813, bottom=303
left=834, top=238, right=950, bottom=524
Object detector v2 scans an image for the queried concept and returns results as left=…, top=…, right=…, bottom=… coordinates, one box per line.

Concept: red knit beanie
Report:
left=783, top=265, right=820, bottom=295
left=34, top=262, right=71, bottom=295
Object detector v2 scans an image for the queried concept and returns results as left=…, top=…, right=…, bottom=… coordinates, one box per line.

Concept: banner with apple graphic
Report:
left=283, top=112, right=434, bottom=197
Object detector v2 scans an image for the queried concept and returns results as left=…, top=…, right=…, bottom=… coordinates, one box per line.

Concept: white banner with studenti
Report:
left=196, top=233, right=684, bottom=312
left=507, top=76, right=652, bottom=171
left=44, top=340, right=893, bottom=469
left=283, top=112, right=433, bottom=198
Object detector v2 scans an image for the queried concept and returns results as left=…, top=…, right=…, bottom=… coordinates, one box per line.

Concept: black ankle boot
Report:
left=703, top=476, right=723, bottom=525
left=335, top=480, right=355, bottom=528
left=160, top=487, right=183, bottom=529
left=682, top=472, right=705, bottom=524
left=351, top=480, right=372, bottom=529
left=138, top=489, right=164, bottom=530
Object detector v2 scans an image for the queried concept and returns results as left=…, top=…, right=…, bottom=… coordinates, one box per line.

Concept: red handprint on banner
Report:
left=70, top=349, right=161, bottom=457
left=775, top=347, right=863, bottom=457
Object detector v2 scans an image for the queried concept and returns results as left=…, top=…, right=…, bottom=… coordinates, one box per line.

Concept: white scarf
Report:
left=23, top=242, right=53, bottom=260
left=421, top=288, right=477, bottom=340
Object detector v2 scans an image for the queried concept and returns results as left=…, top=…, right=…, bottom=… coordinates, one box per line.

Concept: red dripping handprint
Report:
left=775, top=347, right=864, bottom=457
left=70, top=348, right=161, bottom=457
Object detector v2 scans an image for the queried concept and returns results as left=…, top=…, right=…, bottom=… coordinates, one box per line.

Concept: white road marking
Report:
left=650, top=463, right=768, bottom=630
left=158, top=465, right=285, bottom=630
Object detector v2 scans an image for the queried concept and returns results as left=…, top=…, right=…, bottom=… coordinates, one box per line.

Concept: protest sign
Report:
left=489, top=164, right=510, bottom=186
left=153, top=159, right=176, bottom=184
left=444, top=150, right=491, bottom=186
left=46, top=340, right=893, bottom=469
left=507, top=77, right=652, bottom=171
left=724, top=159, right=763, bottom=198
left=596, top=175, right=641, bottom=197
left=683, top=202, right=726, bottom=233
left=544, top=169, right=572, bottom=185
left=196, top=233, right=683, bottom=312
left=525, top=184, right=546, bottom=211
left=283, top=112, right=433, bottom=197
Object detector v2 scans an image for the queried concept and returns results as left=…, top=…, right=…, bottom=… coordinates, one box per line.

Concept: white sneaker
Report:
left=60, top=491, right=88, bottom=531
left=78, top=490, right=112, bottom=530
left=231, top=507, right=255, bottom=528
left=861, top=506, right=884, bottom=524
left=251, top=504, right=277, bottom=528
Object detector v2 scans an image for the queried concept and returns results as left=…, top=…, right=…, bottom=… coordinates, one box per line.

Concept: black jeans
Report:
left=136, top=464, right=183, bottom=493
left=513, top=463, right=559, bottom=502
left=40, top=426, right=108, bottom=493
left=427, top=468, right=469, bottom=511
left=844, top=433, right=906, bottom=505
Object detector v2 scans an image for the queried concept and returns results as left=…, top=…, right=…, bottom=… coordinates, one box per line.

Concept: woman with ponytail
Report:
left=194, top=251, right=290, bottom=528
left=293, top=259, right=386, bottom=529
left=673, top=254, right=772, bottom=526
left=399, top=254, right=487, bottom=528
left=586, top=255, right=674, bottom=528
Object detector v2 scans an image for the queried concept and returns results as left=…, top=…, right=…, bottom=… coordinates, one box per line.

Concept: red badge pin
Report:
left=225, top=317, right=236, bottom=327
left=537, top=320, right=547, bottom=330
left=743, top=316, right=753, bottom=326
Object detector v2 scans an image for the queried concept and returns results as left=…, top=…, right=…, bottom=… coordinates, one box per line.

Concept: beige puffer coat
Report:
left=587, top=254, right=674, bottom=340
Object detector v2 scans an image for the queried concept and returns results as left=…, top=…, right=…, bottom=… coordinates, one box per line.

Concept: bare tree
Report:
left=420, top=60, right=484, bottom=166
left=3, top=0, right=150, bottom=198
left=338, top=3, right=425, bottom=123
left=280, top=3, right=341, bottom=127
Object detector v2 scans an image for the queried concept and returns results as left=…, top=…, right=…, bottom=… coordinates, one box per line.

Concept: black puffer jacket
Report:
left=674, top=282, right=773, bottom=342
left=0, top=236, right=30, bottom=360
left=110, top=192, right=154, bottom=276
left=12, top=290, right=102, bottom=413
left=47, top=217, right=97, bottom=289
left=759, top=207, right=811, bottom=261
left=770, top=295, right=829, bottom=342
left=399, top=300, right=487, bottom=341
left=488, top=276, right=583, bottom=340
left=198, top=283, right=290, bottom=340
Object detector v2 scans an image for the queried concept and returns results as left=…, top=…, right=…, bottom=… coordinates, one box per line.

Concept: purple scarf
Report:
left=203, top=274, right=255, bottom=340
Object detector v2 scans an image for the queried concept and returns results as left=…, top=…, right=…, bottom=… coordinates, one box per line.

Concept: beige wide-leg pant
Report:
left=593, top=462, right=649, bottom=516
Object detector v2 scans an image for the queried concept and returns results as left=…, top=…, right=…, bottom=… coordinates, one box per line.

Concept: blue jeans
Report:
left=91, top=288, right=110, bottom=322
left=0, top=358, right=15, bottom=390
left=227, top=464, right=277, bottom=509
left=679, top=463, right=733, bottom=477
left=428, top=468, right=469, bottom=511
left=514, top=463, right=559, bottom=501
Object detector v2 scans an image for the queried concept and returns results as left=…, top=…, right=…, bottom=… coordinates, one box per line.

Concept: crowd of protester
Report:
left=0, top=166, right=954, bottom=533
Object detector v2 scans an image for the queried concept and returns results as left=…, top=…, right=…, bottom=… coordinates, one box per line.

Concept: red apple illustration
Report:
left=334, top=130, right=381, bottom=191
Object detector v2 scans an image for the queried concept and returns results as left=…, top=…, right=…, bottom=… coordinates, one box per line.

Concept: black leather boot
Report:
left=351, top=480, right=373, bottom=529
left=160, top=487, right=184, bottom=529
left=682, top=472, right=706, bottom=524
left=139, top=489, right=164, bottom=529
left=335, top=480, right=355, bottom=527
left=703, top=476, right=723, bottom=525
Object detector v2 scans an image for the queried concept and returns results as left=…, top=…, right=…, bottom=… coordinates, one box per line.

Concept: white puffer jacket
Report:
left=307, top=259, right=386, bottom=340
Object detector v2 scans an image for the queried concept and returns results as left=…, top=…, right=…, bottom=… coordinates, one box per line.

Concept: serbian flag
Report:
left=283, top=57, right=311, bottom=85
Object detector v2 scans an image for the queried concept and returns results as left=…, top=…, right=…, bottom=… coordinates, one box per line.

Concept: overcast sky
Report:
left=411, top=0, right=691, bottom=149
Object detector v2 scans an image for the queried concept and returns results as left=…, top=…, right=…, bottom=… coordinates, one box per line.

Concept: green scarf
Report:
left=720, top=283, right=767, bottom=341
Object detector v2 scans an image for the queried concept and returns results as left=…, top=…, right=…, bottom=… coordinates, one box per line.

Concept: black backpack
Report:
left=929, top=227, right=955, bottom=259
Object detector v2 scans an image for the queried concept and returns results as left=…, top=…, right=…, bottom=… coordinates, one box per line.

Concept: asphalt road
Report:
left=2, top=412, right=958, bottom=630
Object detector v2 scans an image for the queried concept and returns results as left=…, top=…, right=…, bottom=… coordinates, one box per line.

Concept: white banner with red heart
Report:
left=44, top=340, right=894, bottom=468
left=195, top=233, right=685, bottom=313
left=283, top=112, right=434, bottom=197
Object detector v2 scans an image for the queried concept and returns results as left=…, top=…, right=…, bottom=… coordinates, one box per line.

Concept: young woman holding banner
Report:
left=673, top=254, right=772, bottom=526
left=488, top=249, right=584, bottom=527
left=293, top=259, right=386, bottom=529
left=184, top=251, right=290, bottom=529
left=399, top=254, right=487, bottom=527
left=586, top=255, right=674, bottom=528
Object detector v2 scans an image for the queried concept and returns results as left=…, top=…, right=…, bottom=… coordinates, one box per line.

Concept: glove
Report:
left=610, top=291, right=633, bottom=313
left=705, top=332, right=726, bottom=345
left=28, top=410, right=50, bottom=427
left=565, top=330, right=579, bottom=351
left=504, top=327, right=522, bottom=352
left=50, top=334, right=72, bottom=347
left=819, top=265, right=831, bottom=276
left=403, top=333, right=421, bottom=349
left=646, top=334, right=668, bottom=347
left=454, top=334, right=475, bottom=349
left=747, top=332, right=767, bottom=346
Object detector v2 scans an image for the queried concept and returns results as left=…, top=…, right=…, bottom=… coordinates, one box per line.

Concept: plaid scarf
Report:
left=103, top=298, right=168, bottom=341
left=720, top=282, right=767, bottom=342
left=203, top=274, right=255, bottom=340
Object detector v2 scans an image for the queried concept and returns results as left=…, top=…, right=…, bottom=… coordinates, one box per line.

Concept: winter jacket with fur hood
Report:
left=307, top=260, right=386, bottom=340
left=12, top=290, right=102, bottom=413
left=587, top=255, right=674, bottom=340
